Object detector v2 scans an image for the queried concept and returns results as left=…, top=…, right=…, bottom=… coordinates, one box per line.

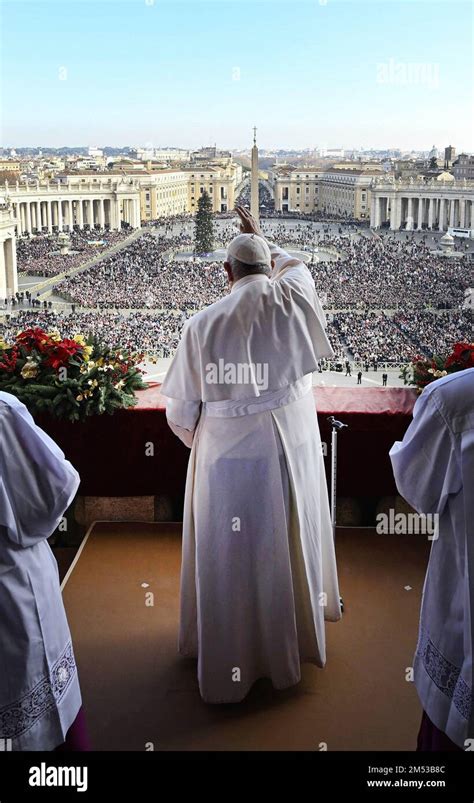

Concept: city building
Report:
left=273, top=164, right=384, bottom=219
left=0, top=159, right=21, bottom=174
left=273, top=168, right=321, bottom=213
left=370, top=176, right=474, bottom=231
left=141, top=169, right=189, bottom=219
left=444, top=145, right=456, bottom=169
left=3, top=154, right=243, bottom=230
left=318, top=166, right=383, bottom=220
left=453, top=153, right=474, bottom=181
left=5, top=177, right=141, bottom=234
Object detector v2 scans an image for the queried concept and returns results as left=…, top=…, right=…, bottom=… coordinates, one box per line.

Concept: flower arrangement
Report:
left=0, top=327, right=148, bottom=421
left=401, top=341, right=474, bottom=392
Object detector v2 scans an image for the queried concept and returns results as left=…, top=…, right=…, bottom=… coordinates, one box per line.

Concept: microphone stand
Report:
left=327, top=415, right=348, bottom=613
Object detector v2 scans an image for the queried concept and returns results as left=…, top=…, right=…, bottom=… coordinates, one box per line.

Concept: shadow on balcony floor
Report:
left=62, top=522, right=429, bottom=751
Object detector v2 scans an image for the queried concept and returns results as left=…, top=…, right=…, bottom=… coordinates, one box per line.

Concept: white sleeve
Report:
left=0, top=400, right=80, bottom=547
left=389, top=389, right=461, bottom=515
left=267, top=240, right=312, bottom=283
left=266, top=240, right=331, bottom=334
left=165, top=397, right=201, bottom=449
left=161, top=320, right=202, bottom=447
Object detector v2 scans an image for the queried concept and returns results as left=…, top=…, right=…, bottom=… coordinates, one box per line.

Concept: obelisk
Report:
left=250, top=126, right=259, bottom=221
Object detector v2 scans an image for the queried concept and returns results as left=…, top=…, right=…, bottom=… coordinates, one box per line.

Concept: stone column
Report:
left=395, top=195, right=402, bottom=231
left=389, top=195, right=396, bottom=229
left=406, top=197, right=413, bottom=230
left=459, top=199, right=466, bottom=228
left=449, top=199, right=455, bottom=227
left=4, top=236, right=18, bottom=295
left=373, top=196, right=382, bottom=227
left=36, top=201, right=42, bottom=232
left=16, top=203, right=23, bottom=235
left=370, top=194, right=376, bottom=227
left=26, top=202, right=32, bottom=234
left=57, top=200, right=63, bottom=232
left=438, top=198, right=445, bottom=231
left=416, top=197, right=422, bottom=230
left=46, top=201, right=52, bottom=233
left=69, top=200, right=74, bottom=229
left=428, top=198, right=434, bottom=229
left=99, top=199, right=105, bottom=229
left=78, top=199, right=84, bottom=229
left=115, top=200, right=121, bottom=230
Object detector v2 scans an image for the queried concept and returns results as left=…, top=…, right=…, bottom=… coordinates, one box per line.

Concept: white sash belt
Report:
left=202, top=375, right=313, bottom=418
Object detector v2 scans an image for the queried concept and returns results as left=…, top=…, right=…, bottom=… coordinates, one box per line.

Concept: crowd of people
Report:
left=0, top=308, right=185, bottom=358
left=392, top=309, right=472, bottom=358
left=310, top=234, right=470, bottom=310
left=327, top=312, right=416, bottom=364
left=54, top=232, right=228, bottom=311
left=3, top=215, right=472, bottom=363
left=16, top=228, right=131, bottom=277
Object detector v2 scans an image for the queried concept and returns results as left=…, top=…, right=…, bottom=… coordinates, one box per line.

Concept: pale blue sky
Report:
left=1, top=0, right=473, bottom=151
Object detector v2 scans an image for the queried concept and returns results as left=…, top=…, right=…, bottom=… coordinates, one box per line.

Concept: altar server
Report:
left=390, top=367, right=474, bottom=749
left=0, top=391, right=82, bottom=750
left=162, top=206, right=341, bottom=704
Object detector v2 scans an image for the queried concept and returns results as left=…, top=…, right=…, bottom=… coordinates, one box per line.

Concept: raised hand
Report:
left=235, top=205, right=264, bottom=238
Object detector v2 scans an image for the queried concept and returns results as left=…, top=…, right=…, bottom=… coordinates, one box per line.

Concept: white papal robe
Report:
left=0, top=392, right=82, bottom=750
left=390, top=368, right=474, bottom=748
left=162, top=243, right=342, bottom=703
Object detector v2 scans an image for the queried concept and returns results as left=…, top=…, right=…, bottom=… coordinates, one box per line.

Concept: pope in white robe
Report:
left=162, top=206, right=341, bottom=704
left=390, top=367, right=474, bottom=749
left=0, top=391, right=82, bottom=750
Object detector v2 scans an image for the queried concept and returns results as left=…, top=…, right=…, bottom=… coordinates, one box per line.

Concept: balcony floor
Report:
left=61, top=522, right=429, bottom=751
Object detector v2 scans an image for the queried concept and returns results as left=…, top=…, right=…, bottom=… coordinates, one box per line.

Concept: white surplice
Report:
left=0, top=392, right=82, bottom=750
left=390, top=368, right=474, bottom=747
left=162, top=243, right=342, bottom=703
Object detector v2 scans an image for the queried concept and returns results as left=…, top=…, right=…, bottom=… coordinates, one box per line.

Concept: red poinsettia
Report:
left=43, top=339, right=83, bottom=370
left=15, top=327, right=53, bottom=353
left=445, top=342, right=474, bottom=370
left=0, top=346, right=19, bottom=373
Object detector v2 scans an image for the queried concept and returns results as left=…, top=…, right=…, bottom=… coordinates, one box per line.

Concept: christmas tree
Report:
left=194, top=190, right=214, bottom=255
